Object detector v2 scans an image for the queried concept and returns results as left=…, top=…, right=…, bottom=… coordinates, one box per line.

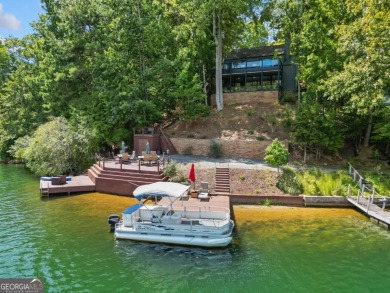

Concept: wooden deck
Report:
left=40, top=175, right=95, bottom=196
left=347, top=196, right=390, bottom=228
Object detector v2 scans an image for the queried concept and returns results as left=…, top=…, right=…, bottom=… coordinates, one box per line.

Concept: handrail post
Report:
left=103, top=157, right=105, bottom=169
left=120, top=160, right=122, bottom=172
left=138, top=159, right=141, bottom=172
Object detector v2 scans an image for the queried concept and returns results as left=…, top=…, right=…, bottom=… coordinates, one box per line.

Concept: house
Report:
left=214, top=43, right=297, bottom=105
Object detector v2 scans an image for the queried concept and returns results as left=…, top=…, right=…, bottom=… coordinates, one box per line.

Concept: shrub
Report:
left=256, top=136, right=265, bottom=141
left=276, top=166, right=303, bottom=195
left=208, top=140, right=223, bottom=158
left=264, top=139, right=289, bottom=172
left=163, top=161, right=179, bottom=178
left=262, top=198, right=272, bottom=206
left=247, top=129, right=254, bottom=135
left=239, top=175, right=245, bottom=180
left=20, top=117, right=97, bottom=176
left=200, top=134, right=207, bottom=139
left=187, top=133, right=195, bottom=138
left=183, top=145, right=193, bottom=155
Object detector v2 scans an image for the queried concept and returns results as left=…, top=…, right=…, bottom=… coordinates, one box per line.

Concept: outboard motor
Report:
left=108, top=214, right=120, bottom=232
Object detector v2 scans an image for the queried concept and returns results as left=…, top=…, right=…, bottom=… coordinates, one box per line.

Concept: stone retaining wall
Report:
left=211, top=91, right=279, bottom=106
left=170, top=138, right=275, bottom=159
left=303, top=196, right=353, bottom=207
left=229, top=194, right=304, bottom=206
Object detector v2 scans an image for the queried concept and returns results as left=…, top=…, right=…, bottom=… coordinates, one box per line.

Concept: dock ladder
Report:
left=40, top=180, right=50, bottom=197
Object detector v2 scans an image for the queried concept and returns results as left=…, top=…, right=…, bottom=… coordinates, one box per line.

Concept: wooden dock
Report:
left=159, top=195, right=231, bottom=212
left=347, top=196, right=390, bottom=228
left=40, top=175, right=95, bottom=197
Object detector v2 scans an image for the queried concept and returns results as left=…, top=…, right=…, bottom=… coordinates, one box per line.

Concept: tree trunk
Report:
left=202, top=64, right=208, bottom=106
left=213, top=10, right=223, bottom=111
left=303, top=145, right=307, bottom=164
left=386, top=141, right=389, bottom=154
left=363, top=114, right=373, bottom=147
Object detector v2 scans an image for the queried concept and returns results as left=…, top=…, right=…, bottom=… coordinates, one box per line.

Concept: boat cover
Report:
left=133, top=182, right=190, bottom=200
left=123, top=203, right=144, bottom=214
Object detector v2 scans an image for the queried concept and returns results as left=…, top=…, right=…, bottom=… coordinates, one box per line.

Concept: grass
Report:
left=297, top=168, right=359, bottom=196
left=363, top=170, right=390, bottom=195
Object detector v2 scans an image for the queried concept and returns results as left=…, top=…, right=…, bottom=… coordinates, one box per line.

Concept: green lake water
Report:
left=1, top=164, right=390, bottom=292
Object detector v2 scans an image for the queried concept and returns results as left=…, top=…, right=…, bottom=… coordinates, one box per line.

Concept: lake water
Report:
left=1, top=164, right=390, bottom=292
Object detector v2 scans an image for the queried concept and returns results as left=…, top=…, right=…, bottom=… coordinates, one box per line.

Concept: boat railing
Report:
left=172, top=205, right=230, bottom=221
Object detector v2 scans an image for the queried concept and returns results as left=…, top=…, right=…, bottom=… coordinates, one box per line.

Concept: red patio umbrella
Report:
left=188, top=163, right=196, bottom=189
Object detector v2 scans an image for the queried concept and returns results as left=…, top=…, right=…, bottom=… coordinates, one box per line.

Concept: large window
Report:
left=231, top=74, right=246, bottom=91
left=246, top=74, right=261, bottom=91
left=262, top=59, right=279, bottom=67
left=232, top=61, right=246, bottom=69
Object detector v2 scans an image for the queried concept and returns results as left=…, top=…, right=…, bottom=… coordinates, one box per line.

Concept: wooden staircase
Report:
left=215, top=168, right=230, bottom=194
left=88, top=163, right=166, bottom=196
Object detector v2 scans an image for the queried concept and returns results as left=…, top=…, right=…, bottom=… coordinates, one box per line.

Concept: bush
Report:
left=297, top=168, right=358, bottom=196
left=20, top=117, right=97, bottom=176
left=276, top=166, right=303, bottom=195
left=183, top=145, right=193, bottom=155
left=163, top=161, right=179, bottom=178
left=208, top=140, right=223, bottom=158
left=264, top=139, right=289, bottom=172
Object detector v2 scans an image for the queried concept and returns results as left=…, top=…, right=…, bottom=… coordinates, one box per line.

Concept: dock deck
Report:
left=347, top=196, right=390, bottom=228
left=40, top=175, right=95, bottom=196
left=158, top=195, right=231, bottom=211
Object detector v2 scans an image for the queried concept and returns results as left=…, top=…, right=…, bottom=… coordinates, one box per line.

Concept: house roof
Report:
left=225, top=44, right=285, bottom=60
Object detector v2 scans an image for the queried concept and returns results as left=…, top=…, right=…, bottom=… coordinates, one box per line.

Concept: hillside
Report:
left=164, top=102, right=389, bottom=171
left=164, top=102, right=291, bottom=142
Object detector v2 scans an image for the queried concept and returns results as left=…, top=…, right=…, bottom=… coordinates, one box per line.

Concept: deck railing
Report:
left=347, top=162, right=388, bottom=211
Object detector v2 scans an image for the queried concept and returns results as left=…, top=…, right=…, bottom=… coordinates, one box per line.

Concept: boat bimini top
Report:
left=133, top=182, right=190, bottom=201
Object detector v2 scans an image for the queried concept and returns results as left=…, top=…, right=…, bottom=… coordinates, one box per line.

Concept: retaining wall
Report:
left=229, top=194, right=304, bottom=206
left=170, top=138, right=279, bottom=159
left=211, top=91, right=279, bottom=106
left=303, top=196, right=353, bottom=207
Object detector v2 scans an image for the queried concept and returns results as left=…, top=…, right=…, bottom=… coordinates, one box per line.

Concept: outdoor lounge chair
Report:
left=198, top=182, right=210, bottom=201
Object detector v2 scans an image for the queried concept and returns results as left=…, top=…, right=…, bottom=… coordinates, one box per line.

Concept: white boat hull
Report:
left=115, top=221, right=235, bottom=248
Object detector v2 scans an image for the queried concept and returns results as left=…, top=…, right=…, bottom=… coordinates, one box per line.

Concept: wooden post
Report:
left=138, top=159, right=141, bottom=172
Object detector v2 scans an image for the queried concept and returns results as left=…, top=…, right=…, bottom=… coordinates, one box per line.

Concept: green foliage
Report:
left=183, top=145, right=193, bottom=155
left=256, top=136, right=265, bottom=141
left=187, top=133, right=195, bottom=138
left=163, top=161, right=179, bottom=179
left=247, top=129, right=254, bottom=135
left=262, top=198, right=272, bottom=206
left=276, top=166, right=303, bottom=195
left=297, top=168, right=358, bottom=196
left=208, top=140, right=223, bottom=158
left=19, top=117, right=97, bottom=176
left=239, top=175, right=245, bottom=180
left=363, top=171, right=390, bottom=195
left=264, top=139, right=289, bottom=170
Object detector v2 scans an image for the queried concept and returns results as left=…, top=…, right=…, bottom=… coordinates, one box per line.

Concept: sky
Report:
left=0, top=0, right=44, bottom=39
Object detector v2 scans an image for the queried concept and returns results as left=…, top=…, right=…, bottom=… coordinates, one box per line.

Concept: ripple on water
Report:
left=1, top=164, right=390, bottom=292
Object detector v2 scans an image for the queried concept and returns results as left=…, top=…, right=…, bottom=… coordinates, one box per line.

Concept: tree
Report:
left=20, top=117, right=98, bottom=176
left=264, top=139, right=289, bottom=172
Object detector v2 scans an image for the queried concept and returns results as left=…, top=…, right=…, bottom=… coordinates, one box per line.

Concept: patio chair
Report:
left=198, top=182, right=210, bottom=201
left=129, top=150, right=137, bottom=163
left=150, top=153, right=159, bottom=165
left=120, top=152, right=131, bottom=164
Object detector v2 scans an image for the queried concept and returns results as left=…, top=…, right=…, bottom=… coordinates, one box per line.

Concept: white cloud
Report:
left=0, top=3, right=21, bottom=31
